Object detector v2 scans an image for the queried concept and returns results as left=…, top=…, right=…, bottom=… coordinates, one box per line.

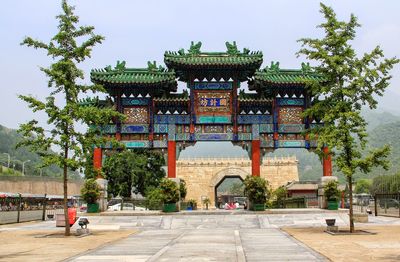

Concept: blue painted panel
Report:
left=122, top=98, right=149, bottom=106
left=153, top=124, right=168, bottom=133
left=194, top=82, right=232, bottom=90
left=259, top=124, right=274, bottom=133
left=197, top=116, right=231, bottom=124
left=278, top=124, right=305, bottom=133
left=154, top=115, right=191, bottom=124
left=153, top=140, right=168, bottom=148
left=260, top=140, right=274, bottom=148
left=195, top=133, right=233, bottom=141
left=237, top=115, right=272, bottom=124
left=175, top=133, right=191, bottom=141
left=277, top=98, right=304, bottom=106
left=277, top=140, right=306, bottom=148
left=99, top=125, right=116, bottom=134
left=237, top=133, right=252, bottom=140
left=121, top=125, right=149, bottom=133
left=252, top=124, right=260, bottom=140
left=123, top=141, right=151, bottom=148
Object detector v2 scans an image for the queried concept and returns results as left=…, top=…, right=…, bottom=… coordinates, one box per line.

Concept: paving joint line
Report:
left=147, top=230, right=186, bottom=262
left=234, top=230, right=246, bottom=262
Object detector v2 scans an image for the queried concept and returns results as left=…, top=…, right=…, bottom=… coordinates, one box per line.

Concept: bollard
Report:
left=17, top=193, right=22, bottom=223
left=42, top=194, right=47, bottom=221
left=374, top=195, right=378, bottom=217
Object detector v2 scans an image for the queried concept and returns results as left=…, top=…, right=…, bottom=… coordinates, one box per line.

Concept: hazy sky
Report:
left=1, top=1, right=399, bottom=147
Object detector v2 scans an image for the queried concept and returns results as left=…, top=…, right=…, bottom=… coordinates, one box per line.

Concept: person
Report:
left=244, top=202, right=247, bottom=210
left=235, top=201, right=239, bottom=209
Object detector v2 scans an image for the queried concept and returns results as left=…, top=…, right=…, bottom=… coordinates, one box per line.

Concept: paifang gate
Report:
left=89, top=42, right=332, bottom=178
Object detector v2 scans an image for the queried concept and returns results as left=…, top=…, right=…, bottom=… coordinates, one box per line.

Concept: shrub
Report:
left=145, top=187, right=163, bottom=210
left=160, top=178, right=179, bottom=204
left=81, top=179, right=101, bottom=204
left=180, top=179, right=187, bottom=200
left=244, top=176, right=269, bottom=204
left=324, top=180, right=340, bottom=201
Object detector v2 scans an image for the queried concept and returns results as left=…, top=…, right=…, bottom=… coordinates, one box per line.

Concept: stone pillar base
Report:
left=318, top=176, right=338, bottom=208
left=96, top=178, right=108, bottom=212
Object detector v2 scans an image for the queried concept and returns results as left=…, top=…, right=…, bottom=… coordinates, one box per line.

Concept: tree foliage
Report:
left=81, top=178, right=100, bottom=204
left=323, top=180, right=340, bottom=201
left=159, top=178, right=180, bottom=204
left=370, top=173, right=400, bottom=194
left=354, top=179, right=372, bottom=194
left=243, top=176, right=269, bottom=204
left=17, top=0, right=122, bottom=236
left=298, top=3, right=399, bottom=232
left=102, top=150, right=165, bottom=198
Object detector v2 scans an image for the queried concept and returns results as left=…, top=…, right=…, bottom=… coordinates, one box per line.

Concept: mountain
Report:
left=0, top=124, right=81, bottom=178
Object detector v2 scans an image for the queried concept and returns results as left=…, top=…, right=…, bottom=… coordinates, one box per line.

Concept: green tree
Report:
left=17, top=0, right=121, bottom=236
left=298, top=3, right=399, bottom=232
left=354, top=179, right=372, bottom=194
left=179, top=179, right=187, bottom=200
left=229, top=181, right=244, bottom=195
left=102, top=150, right=165, bottom=198
left=81, top=178, right=101, bottom=204
left=243, top=176, right=269, bottom=204
left=159, top=178, right=179, bottom=204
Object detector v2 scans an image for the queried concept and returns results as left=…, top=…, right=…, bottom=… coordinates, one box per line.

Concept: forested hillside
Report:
left=278, top=111, right=400, bottom=182
left=0, top=125, right=81, bottom=178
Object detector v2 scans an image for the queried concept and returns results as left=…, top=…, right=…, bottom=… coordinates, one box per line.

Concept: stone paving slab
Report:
left=70, top=228, right=326, bottom=262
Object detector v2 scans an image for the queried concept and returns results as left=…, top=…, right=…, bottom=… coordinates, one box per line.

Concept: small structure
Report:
left=286, top=181, right=318, bottom=207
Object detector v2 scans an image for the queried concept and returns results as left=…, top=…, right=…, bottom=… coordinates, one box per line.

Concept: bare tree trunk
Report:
left=63, top=147, right=70, bottom=236
left=348, top=175, right=354, bottom=233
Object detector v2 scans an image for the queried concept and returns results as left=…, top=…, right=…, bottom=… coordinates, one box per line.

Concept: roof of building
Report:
left=286, top=182, right=319, bottom=191
left=249, top=62, right=326, bottom=91
left=164, top=42, right=263, bottom=81
left=91, top=61, right=177, bottom=93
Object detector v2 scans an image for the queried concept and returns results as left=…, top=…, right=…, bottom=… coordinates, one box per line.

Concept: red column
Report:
left=93, top=148, right=103, bottom=176
left=251, top=140, right=260, bottom=176
left=168, top=141, right=176, bottom=178
left=115, top=133, right=121, bottom=141
left=322, top=146, right=332, bottom=176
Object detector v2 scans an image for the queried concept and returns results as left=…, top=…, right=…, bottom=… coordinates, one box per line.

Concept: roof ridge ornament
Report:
left=301, top=62, right=311, bottom=73
left=226, top=41, right=239, bottom=55
left=188, top=41, right=202, bottom=55
left=115, top=60, right=126, bottom=71
left=147, top=61, right=158, bottom=71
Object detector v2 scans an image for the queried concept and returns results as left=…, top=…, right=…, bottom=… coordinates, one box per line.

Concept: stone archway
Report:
left=210, top=168, right=249, bottom=208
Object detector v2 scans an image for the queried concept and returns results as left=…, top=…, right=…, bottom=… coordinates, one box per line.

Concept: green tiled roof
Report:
left=164, top=42, right=263, bottom=74
left=91, top=61, right=177, bottom=91
left=252, top=62, right=326, bottom=86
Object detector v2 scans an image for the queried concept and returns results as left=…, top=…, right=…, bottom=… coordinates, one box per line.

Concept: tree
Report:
left=354, top=179, right=372, bottom=194
left=298, top=3, right=399, bottom=232
left=18, top=0, right=121, bottom=236
left=179, top=179, right=187, bottom=200
left=102, top=150, right=165, bottom=198
left=81, top=178, right=101, bottom=204
left=243, top=176, right=269, bottom=204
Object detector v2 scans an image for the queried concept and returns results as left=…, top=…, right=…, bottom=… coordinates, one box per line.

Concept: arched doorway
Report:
left=210, top=168, right=249, bottom=208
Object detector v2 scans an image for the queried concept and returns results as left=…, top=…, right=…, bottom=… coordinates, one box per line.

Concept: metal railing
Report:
left=374, top=193, right=400, bottom=218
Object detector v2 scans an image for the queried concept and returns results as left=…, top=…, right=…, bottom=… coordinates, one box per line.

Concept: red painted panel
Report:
left=322, top=146, right=332, bottom=176
left=168, top=141, right=176, bottom=178
left=251, top=140, right=260, bottom=176
left=93, top=148, right=102, bottom=170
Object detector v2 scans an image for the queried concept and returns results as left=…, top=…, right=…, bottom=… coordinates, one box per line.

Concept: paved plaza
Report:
left=2, top=211, right=400, bottom=261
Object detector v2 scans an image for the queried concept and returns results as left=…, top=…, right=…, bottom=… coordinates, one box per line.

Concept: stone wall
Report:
left=176, top=156, right=299, bottom=208
left=0, top=176, right=83, bottom=196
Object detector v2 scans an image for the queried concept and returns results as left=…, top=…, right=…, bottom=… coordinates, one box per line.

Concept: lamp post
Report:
left=22, top=160, right=31, bottom=176
left=3, top=153, right=10, bottom=168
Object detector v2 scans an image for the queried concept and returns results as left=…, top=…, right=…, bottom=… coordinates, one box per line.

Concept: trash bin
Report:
left=68, top=208, right=77, bottom=226
left=55, top=208, right=77, bottom=227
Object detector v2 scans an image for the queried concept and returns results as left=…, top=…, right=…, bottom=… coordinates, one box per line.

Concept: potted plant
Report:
left=187, top=199, right=197, bottom=210
left=244, top=176, right=268, bottom=211
left=81, top=178, right=101, bottom=213
left=160, top=178, right=179, bottom=212
left=202, top=197, right=211, bottom=210
left=324, top=180, right=340, bottom=210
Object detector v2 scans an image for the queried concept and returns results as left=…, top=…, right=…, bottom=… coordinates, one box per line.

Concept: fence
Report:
left=374, top=193, right=400, bottom=218
left=107, top=198, right=199, bottom=211
left=0, top=193, right=77, bottom=224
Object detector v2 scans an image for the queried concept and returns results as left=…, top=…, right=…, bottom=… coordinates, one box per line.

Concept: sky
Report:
left=1, top=0, right=399, bottom=157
